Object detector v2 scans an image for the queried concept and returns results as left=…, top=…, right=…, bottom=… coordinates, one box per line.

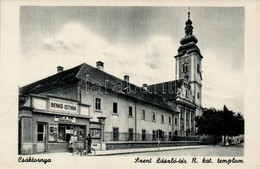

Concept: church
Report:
left=18, top=11, right=203, bottom=154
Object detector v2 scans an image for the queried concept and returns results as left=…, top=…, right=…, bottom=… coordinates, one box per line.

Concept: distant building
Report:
left=18, top=12, right=203, bottom=154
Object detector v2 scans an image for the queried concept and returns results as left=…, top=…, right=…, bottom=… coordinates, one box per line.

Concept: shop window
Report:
left=37, top=123, right=45, bottom=142
left=142, top=110, right=146, bottom=120
left=142, top=130, right=146, bottom=141
left=128, top=128, right=133, bottom=141
left=113, top=102, right=118, bottom=114
left=78, top=126, right=85, bottom=141
left=129, top=106, right=133, bottom=117
left=113, top=127, right=119, bottom=141
left=49, top=124, right=58, bottom=142
left=152, top=112, right=156, bottom=122
left=58, top=125, right=65, bottom=142
left=90, top=128, right=100, bottom=139
left=95, top=98, right=101, bottom=111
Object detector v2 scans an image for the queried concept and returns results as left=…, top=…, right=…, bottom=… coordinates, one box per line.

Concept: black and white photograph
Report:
left=1, top=1, right=260, bottom=169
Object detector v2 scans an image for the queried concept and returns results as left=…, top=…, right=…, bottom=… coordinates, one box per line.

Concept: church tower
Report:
left=175, top=10, right=203, bottom=116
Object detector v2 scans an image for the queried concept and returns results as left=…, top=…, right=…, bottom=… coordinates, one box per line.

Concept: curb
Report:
left=95, top=145, right=211, bottom=156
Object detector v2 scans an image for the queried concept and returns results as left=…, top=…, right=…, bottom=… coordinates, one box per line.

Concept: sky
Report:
left=19, top=6, right=244, bottom=113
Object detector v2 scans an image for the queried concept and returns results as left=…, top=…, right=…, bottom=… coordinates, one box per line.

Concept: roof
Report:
left=19, top=63, right=173, bottom=111
left=19, top=64, right=83, bottom=95
left=147, top=80, right=184, bottom=101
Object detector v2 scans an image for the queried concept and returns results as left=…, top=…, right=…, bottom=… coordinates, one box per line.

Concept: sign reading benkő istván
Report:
left=49, top=100, right=78, bottom=113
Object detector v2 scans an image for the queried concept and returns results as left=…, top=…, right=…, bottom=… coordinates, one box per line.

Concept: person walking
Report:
left=87, top=133, right=92, bottom=153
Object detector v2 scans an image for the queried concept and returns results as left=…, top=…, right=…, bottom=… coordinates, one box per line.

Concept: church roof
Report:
left=19, top=63, right=173, bottom=111
left=147, top=80, right=184, bottom=101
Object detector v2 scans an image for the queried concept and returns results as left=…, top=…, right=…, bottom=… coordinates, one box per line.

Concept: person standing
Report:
left=87, top=133, right=92, bottom=153
left=69, top=134, right=76, bottom=153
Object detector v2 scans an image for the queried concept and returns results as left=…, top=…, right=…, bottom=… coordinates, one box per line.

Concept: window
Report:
left=169, top=132, right=172, bottom=141
left=197, top=63, right=200, bottom=73
left=49, top=124, right=58, bottom=142
left=129, top=106, right=133, bottom=117
left=95, top=98, right=101, bottom=110
left=142, top=110, right=145, bottom=120
left=142, top=130, right=146, bottom=141
left=183, top=65, right=188, bottom=72
left=78, top=126, right=85, bottom=141
left=90, top=129, right=100, bottom=139
left=57, top=124, right=80, bottom=142
left=161, top=131, right=165, bottom=141
left=58, top=124, right=66, bottom=142
left=197, top=92, right=200, bottom=99
left=175, top=117, right=178, bottom=126
left=152, top=112, right=156, bottom=122
left=113, top=127, right=119, bottom=141
left=128, top=128, right=133, bottom=141
left=161, top=115, right=164, bottom=124
left=191, top=112, right=194, bottom=122
left=186, top=111, right=190, bottom=129
left=113, top=102, right=118, bottom=114
left=37, top=123, right=45, bottom=142
left=180, top=110, right=184, bottom=119
left=152, top=130, right=156, bottom=141
left=185, top=89, right=188, bottom=97
left=169, top=116, right=172, bottom=124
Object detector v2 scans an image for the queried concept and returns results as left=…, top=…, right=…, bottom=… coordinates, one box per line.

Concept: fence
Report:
left=105, top=132, right=202, bottom=142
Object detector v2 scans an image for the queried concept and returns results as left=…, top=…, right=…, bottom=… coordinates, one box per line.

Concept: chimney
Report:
left=57, top=66, right=64, bottom=73
left=96, top=61, right=104, bottom=71
left=142, top=83, right=148, bottom=90
left=124, top=75, right=129, bottom=82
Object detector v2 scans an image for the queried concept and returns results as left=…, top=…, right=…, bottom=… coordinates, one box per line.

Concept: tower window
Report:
left=183, top=65, right=188, bottom=73
left=197, top=92, right=200, bottom=99
left=197, top=64, right=200, bottom=73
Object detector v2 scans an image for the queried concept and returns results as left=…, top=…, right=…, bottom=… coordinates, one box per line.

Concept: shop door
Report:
left=37, top=123, right=46, bottom=153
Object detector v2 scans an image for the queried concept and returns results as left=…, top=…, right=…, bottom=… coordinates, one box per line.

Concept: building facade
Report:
left=18, top=12, right=203, bottom=154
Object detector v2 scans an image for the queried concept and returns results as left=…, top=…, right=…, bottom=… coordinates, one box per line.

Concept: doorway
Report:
left=37, top=123, right=46, bottom=153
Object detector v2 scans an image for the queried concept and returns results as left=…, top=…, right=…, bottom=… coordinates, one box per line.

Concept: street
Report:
left=120, top=145, right=244, bottom=156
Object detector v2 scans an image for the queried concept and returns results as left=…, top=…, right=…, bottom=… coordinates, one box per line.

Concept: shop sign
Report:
left=54, top=115, right=76, bottom=123
left=49, top=100, right=78, bottom=113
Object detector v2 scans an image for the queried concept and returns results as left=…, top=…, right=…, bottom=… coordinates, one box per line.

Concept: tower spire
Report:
left=185, top=7, right=193, bottom=37
left=188, top=7, right=190, bottom=20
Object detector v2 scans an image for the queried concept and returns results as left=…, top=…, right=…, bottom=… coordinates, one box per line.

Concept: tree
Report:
left=195, top=105, right=244, bottom=144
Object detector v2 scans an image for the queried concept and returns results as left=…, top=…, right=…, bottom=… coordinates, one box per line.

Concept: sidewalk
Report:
left=21, top=145, right=212, bottom=157
left=95, top=145, right=211, bottom=156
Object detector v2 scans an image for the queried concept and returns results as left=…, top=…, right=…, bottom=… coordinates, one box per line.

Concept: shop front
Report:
left=19, top=94, right=91, bottom=155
